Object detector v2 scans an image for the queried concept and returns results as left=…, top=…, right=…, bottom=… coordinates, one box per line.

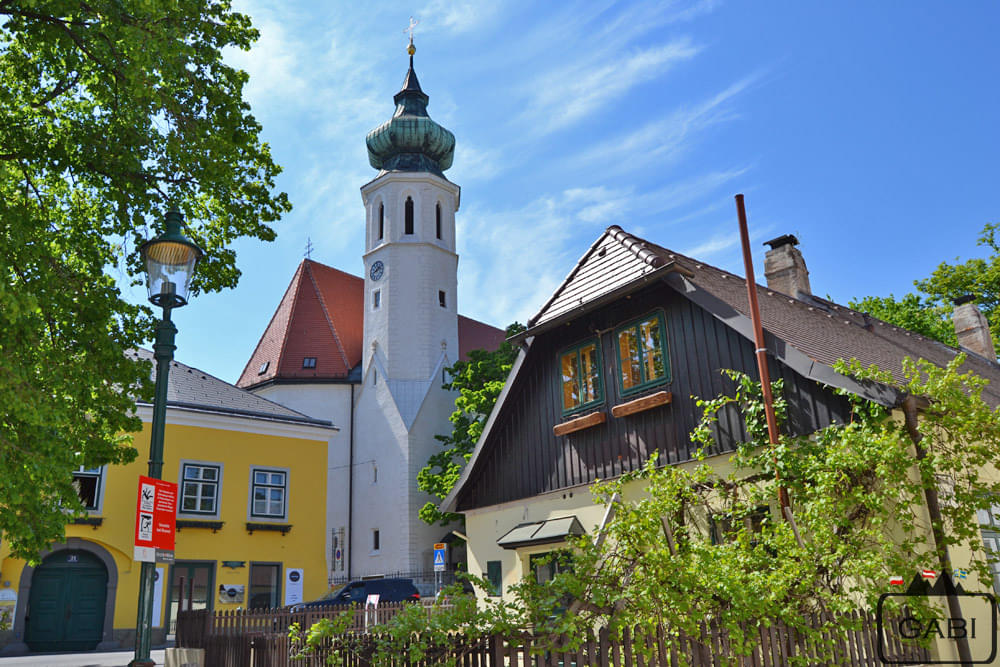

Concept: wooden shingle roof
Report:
left=528, top=225, right=1000, bottom=404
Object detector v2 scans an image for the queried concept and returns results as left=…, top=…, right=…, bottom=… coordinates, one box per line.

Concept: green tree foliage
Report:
left=515, top=358, right=1000, bottom=663
left=850, top=293, right=958, bottom=347
left=850, top=222, right=1000, bottom=356
left=417, top=322, right=524, bottom=527
left=301, top=358, right=1000, bottom=664
left=0, top=0, right=290, bottom=559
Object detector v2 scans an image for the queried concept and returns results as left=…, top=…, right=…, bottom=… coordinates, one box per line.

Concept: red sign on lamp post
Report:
left=134, top=475, right=177, bottom=563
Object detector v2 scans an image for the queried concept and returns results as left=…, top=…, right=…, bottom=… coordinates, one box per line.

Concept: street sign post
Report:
left=134, top=476, right=178, bottom=563
left=433, top=543, right=447, bottom=572
left=433, top=542, right=447, bottom=596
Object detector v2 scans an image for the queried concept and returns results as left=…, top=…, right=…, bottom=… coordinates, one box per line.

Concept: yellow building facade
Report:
left=0, top=352, right=335, bottom=653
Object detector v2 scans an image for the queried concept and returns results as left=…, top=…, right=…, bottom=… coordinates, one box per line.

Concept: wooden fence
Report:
left=177, top=607, right=931, bottom=666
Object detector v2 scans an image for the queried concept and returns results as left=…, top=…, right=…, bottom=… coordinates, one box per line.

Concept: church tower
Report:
left=361, top=39, right=460, bottom=382
left=237, top=26, right=507, bottom=588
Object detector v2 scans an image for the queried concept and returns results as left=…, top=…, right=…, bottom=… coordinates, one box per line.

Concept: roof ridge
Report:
left=606, top=225, right=669, bottom=269
left=304, top=260, right=351, bottom=372
left=236, top=261, right=307, bottom=384
left=604, top=229, right=954, bottom=355
left=275, top=261, right=309, bottom=378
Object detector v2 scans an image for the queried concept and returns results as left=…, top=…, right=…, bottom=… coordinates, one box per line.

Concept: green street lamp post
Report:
left=130, top=210, right=202, bottom=667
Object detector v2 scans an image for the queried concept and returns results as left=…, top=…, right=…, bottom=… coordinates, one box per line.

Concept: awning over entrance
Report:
left=497, top=516, right=585, bottom=550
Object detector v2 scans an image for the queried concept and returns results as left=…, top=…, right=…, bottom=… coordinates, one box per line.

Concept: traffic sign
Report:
left=433, top=542, right=447, bottom=572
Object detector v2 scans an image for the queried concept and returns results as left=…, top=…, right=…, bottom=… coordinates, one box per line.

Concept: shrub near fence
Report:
left=177, top=607, right=930, bottom=667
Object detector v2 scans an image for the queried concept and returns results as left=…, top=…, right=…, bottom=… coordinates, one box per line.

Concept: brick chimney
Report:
left=763, top=234, right=811, bottom=298
left=953, top=295, right=996, bottom=359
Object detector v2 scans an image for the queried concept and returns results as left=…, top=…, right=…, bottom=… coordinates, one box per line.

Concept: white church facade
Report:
left=236, top=45, right=504, bottom=593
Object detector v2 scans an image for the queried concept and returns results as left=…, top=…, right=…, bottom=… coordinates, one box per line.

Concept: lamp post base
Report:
left=128, top=660, right=156, bottom=667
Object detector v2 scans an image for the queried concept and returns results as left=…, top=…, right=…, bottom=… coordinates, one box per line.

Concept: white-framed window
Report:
left=979, top=504, right=1000, bottom=594
left=373, top=289, right=381, bottom=310
left=250, top=468, right=287, bottom=519
left=72, top=466, right=105, bottom=512
left=180, top=462, right=221, bottom=515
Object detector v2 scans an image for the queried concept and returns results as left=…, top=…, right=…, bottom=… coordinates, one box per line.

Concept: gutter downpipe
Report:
left=901, top=395, right=973, bottom=665
left=735, top=194, right=791, bottom=515
left=348, top=384, right=355, bottom=580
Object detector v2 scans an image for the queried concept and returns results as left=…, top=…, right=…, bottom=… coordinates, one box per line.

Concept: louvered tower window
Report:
left=436, top=202, right=442, bottom=239
left=378, top=203, right=384, bottom=240
left=404, top=197, right=414, bottom=235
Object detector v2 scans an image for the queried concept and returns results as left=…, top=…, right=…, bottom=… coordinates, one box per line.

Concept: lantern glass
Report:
left=141, top=211, right=202, bottom=308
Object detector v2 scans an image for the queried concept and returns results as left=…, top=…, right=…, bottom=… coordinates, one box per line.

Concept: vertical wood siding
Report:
left=456, top=282, right=851, bottom=512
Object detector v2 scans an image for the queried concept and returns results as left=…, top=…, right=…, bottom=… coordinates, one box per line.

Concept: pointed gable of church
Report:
left=237, top=260, right=364, bottom=387
left=238, top=259, right=505, bottom=389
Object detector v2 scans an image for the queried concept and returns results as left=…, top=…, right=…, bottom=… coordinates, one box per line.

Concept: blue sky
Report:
left=138, top=1, right=1000, bottom=384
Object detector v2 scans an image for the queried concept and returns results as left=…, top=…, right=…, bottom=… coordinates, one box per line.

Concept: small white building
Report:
left=236, top=48, right=504, bottom=593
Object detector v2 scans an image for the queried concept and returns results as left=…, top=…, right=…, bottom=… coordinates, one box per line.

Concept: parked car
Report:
left=290, top=578, right=420, bottom=611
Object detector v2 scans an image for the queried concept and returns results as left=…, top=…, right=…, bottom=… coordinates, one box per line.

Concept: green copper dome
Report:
left=366, top=54, right=455, bottom=175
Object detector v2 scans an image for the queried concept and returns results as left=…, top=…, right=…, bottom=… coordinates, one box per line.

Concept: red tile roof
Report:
left=237, top=259, right=505, bottom=388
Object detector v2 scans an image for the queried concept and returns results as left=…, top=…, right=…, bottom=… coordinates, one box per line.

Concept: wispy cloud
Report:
left=418, top=0, right=502, bottom=34
left=225, top=2, right=310, bottom=110
left=524, top=38, right=701, bottom=133
left=574, top=73, right=762, bottom=172
left=680, top=219, right=776, bottom=266
left=457, top=188, right=621, bottom=325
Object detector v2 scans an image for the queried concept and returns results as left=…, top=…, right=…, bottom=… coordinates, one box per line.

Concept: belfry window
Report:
left=378, top=203, right=384, bottom=240
left=436, top=202, right=442, bottom=239
left=404, top=197, right=414, bottom=235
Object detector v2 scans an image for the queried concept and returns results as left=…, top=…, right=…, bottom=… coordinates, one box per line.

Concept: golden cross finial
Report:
left=404, top=16, right=419, bottom=54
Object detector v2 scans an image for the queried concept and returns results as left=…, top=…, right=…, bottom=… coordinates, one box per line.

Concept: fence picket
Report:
left=176, top=607, right=930, bottom=667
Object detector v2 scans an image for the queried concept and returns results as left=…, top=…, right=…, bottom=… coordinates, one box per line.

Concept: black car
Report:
left=291, top=578, right=420, bottom=611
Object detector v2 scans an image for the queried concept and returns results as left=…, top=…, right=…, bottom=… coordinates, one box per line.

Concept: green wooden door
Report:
left=25, top=550, right=107, bottom=652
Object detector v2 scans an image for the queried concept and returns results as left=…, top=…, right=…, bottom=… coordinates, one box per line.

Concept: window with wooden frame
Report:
left=710, top=505, right=770, bottom=545
left=485, top=560, right=502, bottom=596
left=558, top=339, right=603, bottom=414
left=615, top=310, right=669, bottom=395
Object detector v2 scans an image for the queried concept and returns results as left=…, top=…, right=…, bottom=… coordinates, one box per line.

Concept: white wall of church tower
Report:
left=361, top=172, right=460, bottom=382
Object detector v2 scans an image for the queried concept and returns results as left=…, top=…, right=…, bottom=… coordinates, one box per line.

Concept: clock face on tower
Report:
left=370, top=260, right=385, bottom=282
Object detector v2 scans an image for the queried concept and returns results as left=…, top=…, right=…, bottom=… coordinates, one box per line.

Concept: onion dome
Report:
left=366, top=44, right=455, bottom=176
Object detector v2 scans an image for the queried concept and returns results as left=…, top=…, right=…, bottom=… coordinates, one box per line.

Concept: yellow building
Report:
left=0, top=349, right=335, bottom=653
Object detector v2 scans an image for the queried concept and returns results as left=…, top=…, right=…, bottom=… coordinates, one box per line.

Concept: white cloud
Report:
left=574, top=73, right=762, bottom=172
left=457, top=187, right=624, bottom=325
left=682, top=233, right=739, bottom=259
left=524, top=38, right=701, bottom=132
left=418, top=0, right=502, bottom=34
left=224, top=5, right=309, bottom=110
left=450, top=143, right=505, bottom=183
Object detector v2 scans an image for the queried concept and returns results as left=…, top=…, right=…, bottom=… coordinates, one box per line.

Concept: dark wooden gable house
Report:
left=442, top=225, right=1000, bottom=600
